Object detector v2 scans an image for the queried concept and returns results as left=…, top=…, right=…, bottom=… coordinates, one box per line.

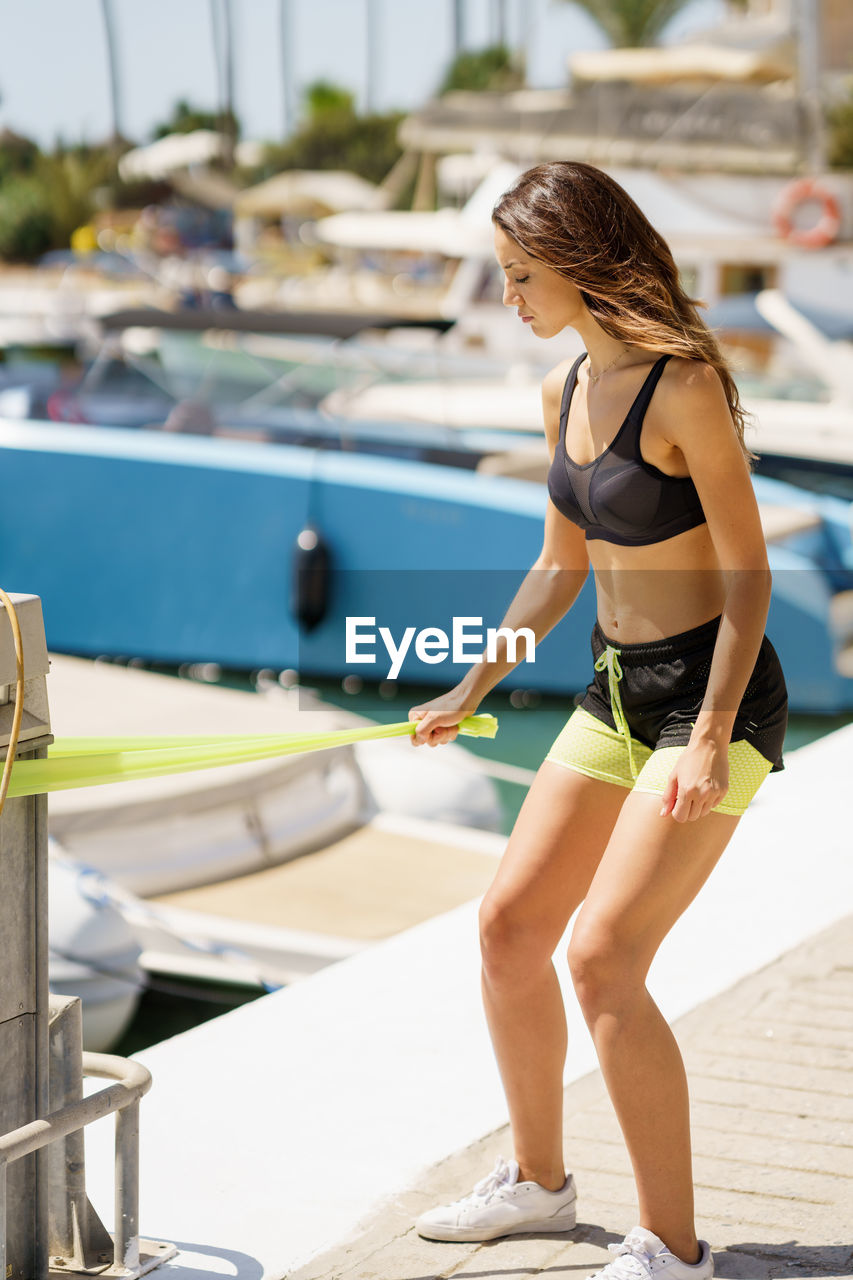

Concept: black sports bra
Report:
left=546, top=351, right=706, bottom=547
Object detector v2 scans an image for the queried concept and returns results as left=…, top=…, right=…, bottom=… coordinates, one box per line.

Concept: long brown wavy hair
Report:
left=492, top=162, right=755, bottom=462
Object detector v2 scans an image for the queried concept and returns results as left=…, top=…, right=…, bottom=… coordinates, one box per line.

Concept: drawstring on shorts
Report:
left=594, top=644, right=639, bottom=779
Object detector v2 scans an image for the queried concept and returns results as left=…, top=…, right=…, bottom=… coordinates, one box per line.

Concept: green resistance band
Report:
left=5, top=714, right=499, bottom=799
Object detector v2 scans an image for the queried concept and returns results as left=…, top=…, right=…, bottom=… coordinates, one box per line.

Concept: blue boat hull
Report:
left=0, top=421, right=851, bottom=714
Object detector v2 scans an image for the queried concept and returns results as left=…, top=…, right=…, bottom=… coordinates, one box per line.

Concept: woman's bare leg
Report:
left=568, top=792, right=740, bottom=1260
left=479, top=762, right=629, bottom=1189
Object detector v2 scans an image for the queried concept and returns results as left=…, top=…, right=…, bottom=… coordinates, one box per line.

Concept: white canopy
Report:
left=570, top=41, right=794, bottom=85
left=312, top=208, right=488, bottom=257
left=119, top=131, right=223, bottom=181
left=119, top=130, right=262, bottom=182
left=234, top=170, right=388, bottom=218
left=314, top=161, right=522, bottom=259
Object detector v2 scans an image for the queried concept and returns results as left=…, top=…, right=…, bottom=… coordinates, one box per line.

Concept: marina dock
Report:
left=77, top=721, right=853, bottom=1279
left=293, top=912, right=853, bottom=1280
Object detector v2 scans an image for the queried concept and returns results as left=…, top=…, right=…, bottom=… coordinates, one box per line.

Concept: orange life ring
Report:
left=773, top=178, right=841, bottom=249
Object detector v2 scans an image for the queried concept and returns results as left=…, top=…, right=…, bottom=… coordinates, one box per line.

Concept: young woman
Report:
left=407, top=162, right=787, bottom=1280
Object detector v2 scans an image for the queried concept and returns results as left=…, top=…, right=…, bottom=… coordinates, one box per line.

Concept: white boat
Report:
left=60, top=809, right=507, bottom=994
left=44, top=658, right=505, bottom=1039
left=48, top=842, right=143, bottom=1052
left=46, top=655, right=501, bottom=900
left=317, top=289, right=853, bottom=500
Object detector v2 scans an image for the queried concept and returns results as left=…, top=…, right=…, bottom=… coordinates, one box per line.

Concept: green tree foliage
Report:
left=0, top=176, right=55, bottom=260
left=304, top=81, right=356, bottom=118
left=559, top=0, right=692, bottom=47
left=827, top=81, right=853, bottom=169
left=250, top=81, right=403, bottom=187
left=152, top=98, right=240, bottom=140
left=439, top=45, right=525, bottom=93
left=0, top=128, right=40, bottom=182
left=0, top=145, right=118, bottom=261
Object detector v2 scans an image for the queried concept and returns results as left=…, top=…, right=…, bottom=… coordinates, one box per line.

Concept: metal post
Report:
left=0, top=1162, right=7, bottom=1280
left=0, top=595, right=51, bottom=1280
left=114, top=1102, right=141, bottom=1273
left=34, top=753, right=51, bottom=1280
left=48, top=997, right=88, bottom=1266
left=0, top=598, right=172, bottom=1278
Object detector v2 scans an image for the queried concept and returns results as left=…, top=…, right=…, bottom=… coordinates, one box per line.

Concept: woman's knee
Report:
left=478, top=892, right=557, bottom=984
left=567, top=917, right=644, bottom=1017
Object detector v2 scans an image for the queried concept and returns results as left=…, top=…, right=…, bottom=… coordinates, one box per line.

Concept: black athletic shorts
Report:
left=581, top=614, right=788, bottom=770
left=545, top=614, right=788, bottom=816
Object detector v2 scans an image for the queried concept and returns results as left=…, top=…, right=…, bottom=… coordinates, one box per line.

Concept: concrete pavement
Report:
left=290, top=913, right=853, bottom=1280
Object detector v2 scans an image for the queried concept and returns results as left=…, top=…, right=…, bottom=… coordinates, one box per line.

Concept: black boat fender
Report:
left=291, top=525, right=332, bottom=632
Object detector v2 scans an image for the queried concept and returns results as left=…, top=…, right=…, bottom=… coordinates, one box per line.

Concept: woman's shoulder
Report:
left=541, top=355, right=583, bottom=443
left=655, top=355, right=739, bottom=451
left=542, top=353, right=583, bottom=407
left=659, top=353, right=724, bottom=396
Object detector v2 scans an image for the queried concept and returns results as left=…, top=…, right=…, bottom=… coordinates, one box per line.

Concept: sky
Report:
left=0, top=0, right=723, bottom=149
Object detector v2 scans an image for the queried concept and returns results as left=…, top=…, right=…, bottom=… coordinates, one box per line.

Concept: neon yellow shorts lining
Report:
left=544, top=705, right=773, bottom=817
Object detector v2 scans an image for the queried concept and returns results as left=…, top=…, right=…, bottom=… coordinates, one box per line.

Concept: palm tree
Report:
left=209, top=0, right=236, bottom=166
left=279, top=0, right=295, bottom=136
left=452, top=0, right=465, bottom=56
left=559, top=0, right=693, bottom=47
left=493, top=0, right=508, bottom=47
left=365, top=0, right=380, bottom=114
left=99, top=0, right=122, bottom=145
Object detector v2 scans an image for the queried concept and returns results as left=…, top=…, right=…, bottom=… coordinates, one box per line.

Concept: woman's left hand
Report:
left=659, top=738, right=729, bottom=823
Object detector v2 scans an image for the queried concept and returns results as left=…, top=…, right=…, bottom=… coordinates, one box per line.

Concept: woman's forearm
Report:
left=456, top=560, right=589, bottom=706
left=692, top=568, right=772, bottom=745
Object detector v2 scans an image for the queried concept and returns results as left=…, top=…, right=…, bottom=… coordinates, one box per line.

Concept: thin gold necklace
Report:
left=587, top=345, right=630, bottom=384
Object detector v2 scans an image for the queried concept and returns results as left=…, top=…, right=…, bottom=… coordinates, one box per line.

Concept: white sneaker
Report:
left=594, top=1227, right=713, bottom=1280
left=415, top=1155, right=577, bottom=1242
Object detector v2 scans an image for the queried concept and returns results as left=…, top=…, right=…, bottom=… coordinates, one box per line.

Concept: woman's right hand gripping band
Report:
left=408, top=686, right=480, bottom=748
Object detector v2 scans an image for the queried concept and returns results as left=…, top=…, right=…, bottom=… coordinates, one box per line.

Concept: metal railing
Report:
left=0, top=1052, right=151, bottom=1276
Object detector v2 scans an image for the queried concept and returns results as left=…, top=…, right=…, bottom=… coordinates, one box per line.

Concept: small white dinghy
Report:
left=48, top=841, right=144, bottom=1051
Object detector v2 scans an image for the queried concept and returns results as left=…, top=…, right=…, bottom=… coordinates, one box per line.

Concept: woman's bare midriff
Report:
left=590, top=521, right=727, bottom=642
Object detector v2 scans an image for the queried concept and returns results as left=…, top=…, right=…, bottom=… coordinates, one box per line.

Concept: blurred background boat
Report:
left=0, top=417, right=851, bottom=711
left=48, top=841, right=144, bottom=1052
left=3, top=283, right=853, bottom=499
